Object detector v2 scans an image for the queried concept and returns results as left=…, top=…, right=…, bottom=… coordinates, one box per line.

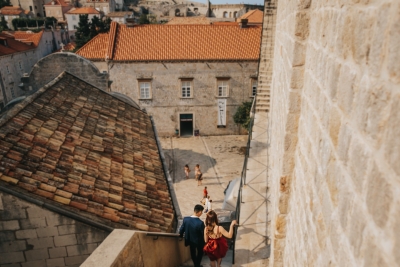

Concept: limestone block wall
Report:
left=23, top=53, right=108, bottom=93
left=265, top=0, right=400, bottom=266
left=101, top=61, right=258, bottom=136
left=0, top=192, right=110, bottom=267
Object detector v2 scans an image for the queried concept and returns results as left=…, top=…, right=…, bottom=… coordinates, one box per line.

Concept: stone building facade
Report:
left=77, top=22, right=262, bottom=136
left=99, top=61, right=258, bottom=136
left=262, top=0, right=400, bottom=266
left=0, top=30, right=66, bottom=109
left=0, top=192, right=109, bottom=267
left=209, top=4, right=262, bottom=19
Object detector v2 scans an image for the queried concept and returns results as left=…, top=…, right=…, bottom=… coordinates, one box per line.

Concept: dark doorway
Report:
left=180, top=114, right=193, bottom=136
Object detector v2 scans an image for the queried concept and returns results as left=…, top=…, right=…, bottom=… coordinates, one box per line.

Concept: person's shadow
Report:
left=162, top=148, right=218, bottom=184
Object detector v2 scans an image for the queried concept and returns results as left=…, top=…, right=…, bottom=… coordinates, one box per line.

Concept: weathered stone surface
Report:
left=24, top=248, right=49, bottom=261
left=0, top=252, right=25, bottom=264
left=54, top=234, right=77, bottom=247
left=15, top=229, right=37, bottom=240
left=0, top=192, right=108, bottom=267
left=262, top=0, right=400, bottom=266
left=46, top=257, right=66, bottom=267
left=49, top=247, right=67, bottom=259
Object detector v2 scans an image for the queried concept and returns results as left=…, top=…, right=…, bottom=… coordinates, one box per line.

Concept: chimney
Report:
left=239, top=19, right=248, bottom=28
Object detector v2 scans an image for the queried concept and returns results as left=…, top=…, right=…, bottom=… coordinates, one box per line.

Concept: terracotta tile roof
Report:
left=237, top=9, right=263, bottom=24
left=0, top=72, right=174, bottom=232
left=167, top=16, right=210, bottom=25
left=44, top=0, right=70, bottom=6
left=0, top=33, right=35, bottom=56
left=0, top=6, right=24, bottom=15
left=77, top=22, right=262, bottom=61
left=66, top=7, right=100, bottom=14
left=13, top=31, right=44, bottom=47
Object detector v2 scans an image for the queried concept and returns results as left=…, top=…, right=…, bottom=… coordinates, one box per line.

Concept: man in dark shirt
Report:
left=179, top=204, right=205, bottom=267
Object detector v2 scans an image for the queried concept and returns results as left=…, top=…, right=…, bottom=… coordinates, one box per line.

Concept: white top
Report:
left=206, top=199, right=212, bottom=211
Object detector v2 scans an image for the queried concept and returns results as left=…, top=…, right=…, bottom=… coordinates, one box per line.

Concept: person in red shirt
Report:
left=203, top=186, right=208, bottom=198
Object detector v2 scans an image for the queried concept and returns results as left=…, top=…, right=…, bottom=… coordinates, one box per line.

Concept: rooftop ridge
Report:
left=106, top=22, right=118, bottom=60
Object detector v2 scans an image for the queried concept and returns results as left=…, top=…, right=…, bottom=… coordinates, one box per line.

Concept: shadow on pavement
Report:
left=162, top=148, right=218, bottom=184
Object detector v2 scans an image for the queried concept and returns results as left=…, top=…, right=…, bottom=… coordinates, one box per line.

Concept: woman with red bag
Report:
left=203, top=211, right=237, bottom=267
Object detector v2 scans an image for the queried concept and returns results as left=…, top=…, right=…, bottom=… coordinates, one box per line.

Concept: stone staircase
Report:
left=255, top=72, right=271, bottom=113
left=179, top=250, right=233, bottom=267
left=255, top=88, right=270, bottom=113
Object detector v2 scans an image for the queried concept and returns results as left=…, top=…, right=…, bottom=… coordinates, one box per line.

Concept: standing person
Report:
left=179, top=204, right=205, bottom=267
left=204, top=196, right=212, bottom=213
left=184, top=164, right=191, bottom=179
left=203, top=211, right=237, bottom=267
left=195, top=164, right=203, bottom=186
left=203, top=186, right=208, bottom=198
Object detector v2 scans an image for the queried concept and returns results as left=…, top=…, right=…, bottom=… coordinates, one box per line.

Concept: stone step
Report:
left=256, top=108, right=269, bottom=113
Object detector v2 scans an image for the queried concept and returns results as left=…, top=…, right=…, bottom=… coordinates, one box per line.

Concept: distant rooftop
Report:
left=66, top=7, right=100, bottom=14
left=0, top=6, right=25, bottom=15
left=44, top=0, right=70, bottom=7
left=237, top=9, right=263, bottom=24
left=107, top=11, right=133, bottom=17
left=167, top=16, right=210, bottom=25
left=0, top=31, right=42, bottom=56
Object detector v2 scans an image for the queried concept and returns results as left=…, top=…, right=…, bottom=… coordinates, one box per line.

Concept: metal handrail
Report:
left=232, top=94, right=257, bottom=264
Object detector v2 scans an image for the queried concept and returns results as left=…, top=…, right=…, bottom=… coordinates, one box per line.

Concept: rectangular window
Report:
left=217, top=80, right=229, bottom=97
left=6, top=66, right=10, bottom=74
left=251, top=79, right=258, bottom=96
left=10, top=87, right=15, bottom=98
left=181, top=81, right=191, bottom=98
left=29, top=6, right=32, bottom=11
left=139, top=81, right=151, bottom=99
left=18, top=61, right=23, bottom=71
left=72, top=15, right=76, bottom=20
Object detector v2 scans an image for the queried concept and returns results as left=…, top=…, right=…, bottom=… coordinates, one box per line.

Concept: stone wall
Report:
left=265, top=0, right=400, bottom=266
left=22, top=53, right=108, bottom=93
left=96, top=61, right=258, bottom=136
left=0, top=49, right=38, bottom=107
left=0, top=192, right=110, bottom=267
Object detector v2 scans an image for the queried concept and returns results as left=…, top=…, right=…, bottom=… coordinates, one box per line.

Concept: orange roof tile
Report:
left=237, top=9, right=263, bottom=24
left=0, top=72, right=175, bottom=232
left=0, top=6, right=24, bottom=15
left=44, top=0, right=70, bottom=6
left=77, top=22, right=262, bottom=62
left=13, top=31, right=44, bottom=47
left=0, top=33, right=35, bottom=56
left=66, top=7, right=100, bottom=14
left=167, top=16, right=210, bottom=25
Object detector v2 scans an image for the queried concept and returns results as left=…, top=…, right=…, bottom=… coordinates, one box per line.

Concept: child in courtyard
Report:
left=184, top=164, right=190, bottom=179
left=195, top=164, right=203, bottom=186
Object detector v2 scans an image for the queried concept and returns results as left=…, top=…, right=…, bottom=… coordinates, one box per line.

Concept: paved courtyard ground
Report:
left=159, top=135, right=247, bottom=267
